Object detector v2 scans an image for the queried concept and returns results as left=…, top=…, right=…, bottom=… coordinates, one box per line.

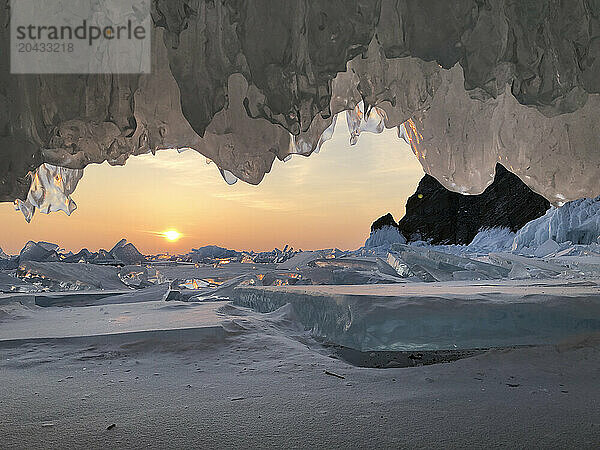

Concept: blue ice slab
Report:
left=233, top=280, right=600, bottom=351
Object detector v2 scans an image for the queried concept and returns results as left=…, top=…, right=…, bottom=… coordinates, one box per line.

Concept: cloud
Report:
left=132, top=150, right=224, bottom=188
left=210, top=190, right=298, bottom=212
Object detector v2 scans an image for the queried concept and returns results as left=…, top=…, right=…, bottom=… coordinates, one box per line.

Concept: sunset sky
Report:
left=0, top=123, right=424, bottom=255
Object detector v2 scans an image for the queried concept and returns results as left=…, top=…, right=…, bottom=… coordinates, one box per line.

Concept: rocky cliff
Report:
left=372, top=164, right=551, bottom=245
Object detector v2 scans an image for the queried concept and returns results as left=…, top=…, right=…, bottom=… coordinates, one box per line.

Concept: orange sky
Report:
left=0, top=124, right=423, bottom=255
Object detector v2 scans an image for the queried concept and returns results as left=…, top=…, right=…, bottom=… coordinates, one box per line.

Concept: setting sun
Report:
left=162, top=230, right=182, bottom=242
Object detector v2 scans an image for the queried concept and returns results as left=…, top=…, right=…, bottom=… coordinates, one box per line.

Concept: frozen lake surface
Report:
left=1, top=259, right=599, bottom=447
left=234, top=279, right=600, bottom=351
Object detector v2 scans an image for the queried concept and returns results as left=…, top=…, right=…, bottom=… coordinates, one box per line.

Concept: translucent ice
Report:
left=16, top=261, right=129, bottom=291
left=288, top=115, right=338, bottom=156
left=388, top=244, right=509, bottom=282
left=5, top=4, right=600, bottom=211
left=488, top=253, right=568, bottom=279
left=219, top=169, right=238, bottom=185
left=345, top=101, right=386, bottom=146
left=513, top=197, right=600, bottom=252
left=467, top=228, right=516, bottom=254
left=18, top=241, right=60, bottom=262
left=233, top=281, right=600, bottom=351
left=14, top=164, right=83, bottom=223
left=533, top=240, right=561, bottom=258
left=364, top=225, right=406, bottom=249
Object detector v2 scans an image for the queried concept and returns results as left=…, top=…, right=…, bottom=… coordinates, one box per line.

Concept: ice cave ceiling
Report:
left=2, top=0, right=600, bottom=221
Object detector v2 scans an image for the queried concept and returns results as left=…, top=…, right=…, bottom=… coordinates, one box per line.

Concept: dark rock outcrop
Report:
left=370, top=213, right=400, bottom=233
left=397, top=164, right=550, bottom=245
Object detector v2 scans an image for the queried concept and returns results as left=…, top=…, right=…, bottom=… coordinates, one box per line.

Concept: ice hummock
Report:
left=16, top=261, right=130, bottom=291
left=387, top=243, right=509, bottom=282
left=6, top=194, right=600, bottom=303
left=488, top=253, right=567, bottom=279
left=277, top=251, right=326, bottom=270
left=513, top=196, right=600, bottom=251
left=0, top=249, right=18, bottom=270
left=364, top=225, right=406, bottom=249
left=466, top=228, right=516, bottom=253
left=0, top=271, right=40, bottom=293
left=186, top=245, right=299, bottom=264
left=109, top=239, right=145, bottom=265
left=19, top=241, right=60, bottom=262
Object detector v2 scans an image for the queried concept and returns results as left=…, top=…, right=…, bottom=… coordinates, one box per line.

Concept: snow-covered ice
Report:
left=1, top=236, right=600, bottom=448
left=16, top=261, right=129, bottom=291
left=386, top=244, right=509, bottom=282
left=466, top=227, right=516, bottom=253
left=514, top=196, right=600, bottom=251
left=364, top=225, right=406, bottom=249
left=1, top=295, right=599, bottom=448
left=0, top=297, right=226, bottom=342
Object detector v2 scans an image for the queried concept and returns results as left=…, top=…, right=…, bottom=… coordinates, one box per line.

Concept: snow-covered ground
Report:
left=0, top=299, right=226, bottom=342
left=1, top=270, right=599, bottom=447
left=0, top=294, right=599, bottom=447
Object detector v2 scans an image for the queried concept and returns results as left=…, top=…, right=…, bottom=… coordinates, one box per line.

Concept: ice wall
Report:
left=233, top=284, right=600, bottom=351
left=2, top=0, right=600, bottom=211
left=513, top=196, right=600, bottom=250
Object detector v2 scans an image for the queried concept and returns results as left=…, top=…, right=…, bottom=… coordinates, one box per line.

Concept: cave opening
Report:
left=0, top=120, right=425, bottom=255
